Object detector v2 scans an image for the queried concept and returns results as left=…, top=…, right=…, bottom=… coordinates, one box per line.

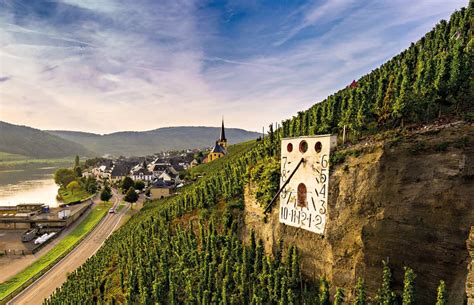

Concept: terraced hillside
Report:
left=40, top=4, right=473, bottom=305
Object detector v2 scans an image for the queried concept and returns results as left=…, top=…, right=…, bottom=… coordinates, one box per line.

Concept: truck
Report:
left=58, top=209, right=71, bottom=219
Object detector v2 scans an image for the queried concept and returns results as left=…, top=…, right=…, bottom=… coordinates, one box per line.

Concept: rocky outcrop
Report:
left=467, top=227, right=474, bottom=305
left=243, top=123, right=474, bottom=304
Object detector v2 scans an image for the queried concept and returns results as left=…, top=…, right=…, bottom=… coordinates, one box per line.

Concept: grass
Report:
left=115, top=202, right=127, bottom=213
left=0, top=153, right=73, bottom=167
left=0, top=201, right=111, bottom=302
left=58, top=187, right=94, bottom=205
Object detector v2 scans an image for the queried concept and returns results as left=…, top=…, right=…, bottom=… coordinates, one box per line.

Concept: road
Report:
left=1, top=200, right=96, bottom=283
left=8, top=190, right=129, bottom=305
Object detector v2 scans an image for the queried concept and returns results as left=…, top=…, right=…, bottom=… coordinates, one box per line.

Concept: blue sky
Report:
left=0, top=0, right=467, bottom=133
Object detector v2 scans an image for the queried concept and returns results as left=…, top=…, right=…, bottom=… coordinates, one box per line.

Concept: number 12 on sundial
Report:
left=279, top=135, right=336, bottom=235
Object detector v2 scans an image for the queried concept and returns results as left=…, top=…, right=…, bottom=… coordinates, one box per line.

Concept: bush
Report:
left=66, top=180, right=81, bottom=194
left=435, top=142, right=449, bottom=152
left=330, top=151, right=346, bottom=165
left=134, top=180, right=145, bottom=191
left=410, top=141, right=427, bottom=154
left=248, top=158, right=280, bottom=207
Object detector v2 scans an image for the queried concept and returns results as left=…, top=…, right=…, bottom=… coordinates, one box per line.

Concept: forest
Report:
left=44, top=5, right=471, bottom=305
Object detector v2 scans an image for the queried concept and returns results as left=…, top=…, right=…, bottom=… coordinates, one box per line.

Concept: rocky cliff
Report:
left=243, top=122, right=474, bottom=304
left=467, top=227, right=474, bottom=305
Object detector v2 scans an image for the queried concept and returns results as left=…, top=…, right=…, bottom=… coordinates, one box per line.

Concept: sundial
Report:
left=266, top=135, right=337, bottom=234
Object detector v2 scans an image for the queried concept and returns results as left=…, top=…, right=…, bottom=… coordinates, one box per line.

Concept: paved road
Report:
left=8, top=190, right=128, bottom=305
left=0, top=200, right=97, bottom=283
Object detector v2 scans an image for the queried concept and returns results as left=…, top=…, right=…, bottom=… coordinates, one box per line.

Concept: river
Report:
left=0, top=161, right=71, bottom=208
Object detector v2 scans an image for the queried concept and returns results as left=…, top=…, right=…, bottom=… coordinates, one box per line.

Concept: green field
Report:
left=0, top=201, right=111, bottom=302
left=58, top=187, right=94, bottom=205
left=0, top=152, right=73, bottom=167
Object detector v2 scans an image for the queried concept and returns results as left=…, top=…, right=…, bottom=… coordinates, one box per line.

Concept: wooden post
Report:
left=342, top=125, right=346, bottom=144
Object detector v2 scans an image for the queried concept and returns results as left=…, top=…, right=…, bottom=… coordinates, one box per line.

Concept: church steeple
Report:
left=219, top=117, right=226, bottom=142
left=217, top=116, right=227, bottom=149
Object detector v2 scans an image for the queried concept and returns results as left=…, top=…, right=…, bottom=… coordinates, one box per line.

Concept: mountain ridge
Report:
left=0, top=121, right=92, bottom=158
left=47, top=126, right=260, bottom=157
left=0, top=121, right=261, bottom=158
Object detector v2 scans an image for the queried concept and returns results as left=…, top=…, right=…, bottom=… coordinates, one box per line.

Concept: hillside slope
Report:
left=35, top=4, right=473, bottom=305
left=0, top=121, right=91, bottom=158
left=245, top=121, right=473, bottom=303
left=48, top=127, right=260, bottom=156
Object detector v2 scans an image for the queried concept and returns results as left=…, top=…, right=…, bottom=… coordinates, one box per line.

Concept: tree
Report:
left=435, top=280, right=447, bottom=305
left=75, top=155, right=80, bottom=167
left=85, top=177, right=98, bottom=194
left=121, top=177, right=134, bottom=193
left=101, top=185, right=112, bottom=202
left=74, top=166, right=82, bottom=178
left=393, top=64, right=410, bottom=125
left=380, top=74, right=395, bottom=124
left=402, top=267, right=416, bottom=305
left=134, top=180, right=145, bottom=191
left=54, top=168, right=75, bottom=187
left=124, top=187, right=138, bottom=203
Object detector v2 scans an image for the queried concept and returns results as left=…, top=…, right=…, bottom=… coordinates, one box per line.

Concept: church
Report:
left=204, top=119, right=227, bottom=163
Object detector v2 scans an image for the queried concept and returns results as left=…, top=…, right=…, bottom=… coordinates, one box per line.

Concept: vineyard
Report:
left=280, top=5, right=472, bottom=140
left=44, top=5, right=472, bottom=305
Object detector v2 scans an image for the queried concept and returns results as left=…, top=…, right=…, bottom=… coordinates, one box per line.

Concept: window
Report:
left=287, top=143, right=293, bottom=152
left=299, top=140, right=308, bottom=153
left=315, top=141, right=322, bottom=153
left=297, top=183, right=307, bottom=208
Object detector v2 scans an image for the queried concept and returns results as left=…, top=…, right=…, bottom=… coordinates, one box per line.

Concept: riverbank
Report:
left=0, top=201, right=111, bottom=302
left=0, top=156, right=73, bottom=168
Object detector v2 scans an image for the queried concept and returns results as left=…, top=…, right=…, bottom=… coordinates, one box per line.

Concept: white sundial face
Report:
left=279, top=135, right=336, bottom=235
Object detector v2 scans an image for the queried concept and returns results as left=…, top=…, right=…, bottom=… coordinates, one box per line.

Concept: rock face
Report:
left=243, top=123, right=474, bottom=304
left=467, top=227, right=474, bottom=305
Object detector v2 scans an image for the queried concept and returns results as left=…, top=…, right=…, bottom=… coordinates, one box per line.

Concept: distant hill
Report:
left=0, top=121, right=91, bottom=158
left=47, top=127, right=260, bottom=156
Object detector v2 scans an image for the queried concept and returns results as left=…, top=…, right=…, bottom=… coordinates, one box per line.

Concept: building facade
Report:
left=205, top=118, right=228, bottom=163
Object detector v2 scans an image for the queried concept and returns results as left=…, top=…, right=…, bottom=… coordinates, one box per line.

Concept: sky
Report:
left=0, top=0, right=467, bottom=134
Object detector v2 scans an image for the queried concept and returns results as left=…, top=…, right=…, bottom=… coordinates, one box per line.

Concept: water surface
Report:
left=0, top=162, right=71, bottom=207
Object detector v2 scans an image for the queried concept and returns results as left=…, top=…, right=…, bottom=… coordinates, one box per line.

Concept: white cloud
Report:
left=0, top=0, right=467, bottom=133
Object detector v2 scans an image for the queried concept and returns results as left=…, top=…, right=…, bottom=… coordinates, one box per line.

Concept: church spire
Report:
left=220, top=116, right=226, bottom=141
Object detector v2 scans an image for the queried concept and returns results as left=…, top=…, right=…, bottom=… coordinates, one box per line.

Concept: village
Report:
left=84, top=119, right=229, bottom=200
left=0, top=120, right=230, bottom=260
